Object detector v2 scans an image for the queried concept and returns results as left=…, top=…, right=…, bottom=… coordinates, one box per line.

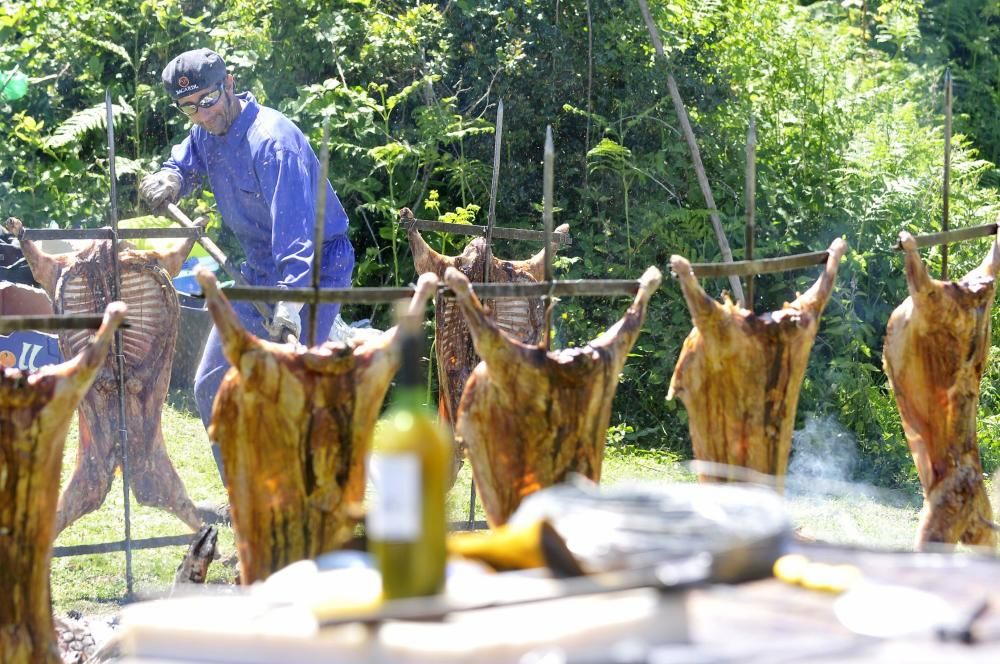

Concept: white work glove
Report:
left=138, top=170, right=182, bottom=211
left=267, top=301, right=303, bottom=341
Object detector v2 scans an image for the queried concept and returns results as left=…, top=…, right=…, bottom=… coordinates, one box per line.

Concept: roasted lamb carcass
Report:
left=883, top=232, right=999, bottom=550
left=197, top=269, right=438, bottom=584
left=403, top=208, right=570, bottom=478
left=0, top=303, right=126, bottom=664
left=3, top=216, right=203, bottom=533
left=446, top=265, right=662, bottom=527
left=668, top=239, right=847, bottom=489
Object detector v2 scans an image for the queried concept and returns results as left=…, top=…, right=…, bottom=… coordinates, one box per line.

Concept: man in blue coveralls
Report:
left=139, top=48, right=355, bottom=486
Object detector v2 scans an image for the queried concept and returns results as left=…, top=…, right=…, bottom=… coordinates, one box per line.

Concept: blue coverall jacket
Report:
left=160, top=91, right=355, bottom=429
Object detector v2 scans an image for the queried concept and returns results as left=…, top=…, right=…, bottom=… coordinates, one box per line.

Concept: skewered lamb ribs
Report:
left=403, top=208, right=569, bottom=480
left=883, top=231, right=999, bottom=549
left=446, top=265, right=662, bottom=527
left=196, top=268, right=439, bottom=583
left=668, top=239, right=847, bottom=488
left=3, top=216, right=203, bottom=533
left=0, top=303, right=126, bottom=664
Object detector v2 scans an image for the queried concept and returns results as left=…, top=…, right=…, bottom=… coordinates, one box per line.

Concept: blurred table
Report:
left=117, top=540, right=1000, bottom=663
left=671, top=540, right=1000, bottom=664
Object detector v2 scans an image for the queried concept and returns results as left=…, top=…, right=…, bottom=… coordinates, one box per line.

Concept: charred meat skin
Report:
left=668, top=239, right=846, bottom=489
left=3, top=216, right=203, bottom=533
left=447, top=265, right=661, bottom=528
left=403, top=208, right=569, bottom=482
left=884, top=232, right=998, bottom=550
left=0, top=304, right=126, bottom=664
left=197, top=269, right=438, bottom=583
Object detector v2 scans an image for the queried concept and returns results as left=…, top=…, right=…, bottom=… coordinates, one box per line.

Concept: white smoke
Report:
left=786, top=413, right=858, bottom=490
left=783, top=414, right=921, bottom=548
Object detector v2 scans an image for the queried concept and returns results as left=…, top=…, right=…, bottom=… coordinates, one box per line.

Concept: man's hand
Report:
left=138, top=170, right=182, bottom=212
left=266, top=301, right=303, bottom=341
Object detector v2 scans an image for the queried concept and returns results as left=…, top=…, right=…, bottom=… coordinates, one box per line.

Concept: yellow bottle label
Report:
left=367, top=452, right=421, bottom=541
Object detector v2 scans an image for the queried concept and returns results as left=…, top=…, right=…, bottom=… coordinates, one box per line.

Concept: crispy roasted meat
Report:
left=668, top=239, right=846, bottom=488
left=0, top=303, right=126, bottom=664
left=883, top=231, right=998, bottom=549
left=446, top=265, right=661, bottom=527
left=197, top=269, right=438, bottom=583
left=3, top=217, right=203, bottom=533
left=403, top=208, right=569, bottom=481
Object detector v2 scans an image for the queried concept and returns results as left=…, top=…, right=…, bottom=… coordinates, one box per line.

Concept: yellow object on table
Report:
left=773, top=553, right=863, bottom=593
left=446, top=520, right=551, bottom=571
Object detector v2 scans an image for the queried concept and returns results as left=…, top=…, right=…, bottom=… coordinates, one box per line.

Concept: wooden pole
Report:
left=637, top=0, right=745, bottom=303
left=686, top=251, right=830, bottom=279
left=895, top=222, right=997, bottom=250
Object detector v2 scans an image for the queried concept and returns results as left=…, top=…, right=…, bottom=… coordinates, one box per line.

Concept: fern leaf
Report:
left=76, top=31, right=134, bottom=69
left=43, top=103, right=134, bottom=149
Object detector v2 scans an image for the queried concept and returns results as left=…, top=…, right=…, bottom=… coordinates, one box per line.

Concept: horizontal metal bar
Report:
left=119, top=228, right=202, bottom=240
left=222, top=286, right=419, bottom=304
left=0, top=314, right=131, bottom=332
left=21, top=227, right=201, bottom=241
left=468, top=280, right=638, bottom=298
left=448, top=519, right=489, bottom=532
left=51, top=522, right=482, bottom=560
left=896, top=222, right=997, bottom=250
left=53, top=533, right=194, bottom=557
left=220, top=279, right=640, bottom=305
left=411, top=218, right=572, bottom=246
left=690, top=250, right=829, bottom=278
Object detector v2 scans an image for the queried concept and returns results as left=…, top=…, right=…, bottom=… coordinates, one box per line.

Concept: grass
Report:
left=48, top=397, right=987, bottom=619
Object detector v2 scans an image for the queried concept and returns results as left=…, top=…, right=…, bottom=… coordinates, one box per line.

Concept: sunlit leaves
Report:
left=43, top=102, right=134, bottom=149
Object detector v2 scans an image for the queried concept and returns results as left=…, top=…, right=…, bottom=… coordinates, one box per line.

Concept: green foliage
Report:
left=4, top=0, right=1000, bottom=492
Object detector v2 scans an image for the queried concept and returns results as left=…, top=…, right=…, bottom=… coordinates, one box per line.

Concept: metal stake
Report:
left=483, top=100, right=504, bottom=286
left=106, top=90, right=134, bottom=598
left=308, top=118, right=331, bottom=346
left=542, top=126, right=556, bottom=349
left=745, top=117, right=756, bottom=309
left=942, top=68, right=952, bottom=281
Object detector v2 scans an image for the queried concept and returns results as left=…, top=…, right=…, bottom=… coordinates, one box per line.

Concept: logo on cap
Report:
left=178, top=76, right=190, bottom=87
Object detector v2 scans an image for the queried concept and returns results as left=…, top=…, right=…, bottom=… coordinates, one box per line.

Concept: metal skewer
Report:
left=942, top=68, right=952, bottom=280
left=106, top=89, right=134, bottom=598
left=307, top=118, right=331, bottom=346
left=744, top=117, right=756, bottom=309
left=542, top=125, right=556, bottom=349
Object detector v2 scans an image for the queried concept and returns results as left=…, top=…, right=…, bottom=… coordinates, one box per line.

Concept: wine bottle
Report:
left=367, top=306, right=452, bottom=599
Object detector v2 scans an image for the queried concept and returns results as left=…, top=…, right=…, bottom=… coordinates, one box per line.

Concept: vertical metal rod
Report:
left=483, top=100, right=504, bottom=285
left=309, top=118, right=331, bottom=346
left=744, top=117, right=757, bottom=310
left=942, top=68, right=952, bottom=281
left=542, top=126, right=555, bottom=349
left=470, top=100, right=504, bottom=527
left=106, top=90, right=134, bottom=598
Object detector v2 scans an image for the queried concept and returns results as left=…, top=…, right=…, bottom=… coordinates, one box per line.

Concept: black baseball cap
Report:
left=161, top=48, right=227, bottom=100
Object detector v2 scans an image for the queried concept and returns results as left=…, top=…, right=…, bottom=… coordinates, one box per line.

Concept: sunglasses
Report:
left=175, top=83, right=224, bottom=116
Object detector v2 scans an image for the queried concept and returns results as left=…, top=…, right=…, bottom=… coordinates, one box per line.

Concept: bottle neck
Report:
left=395, top=328, right=424, bottom=407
